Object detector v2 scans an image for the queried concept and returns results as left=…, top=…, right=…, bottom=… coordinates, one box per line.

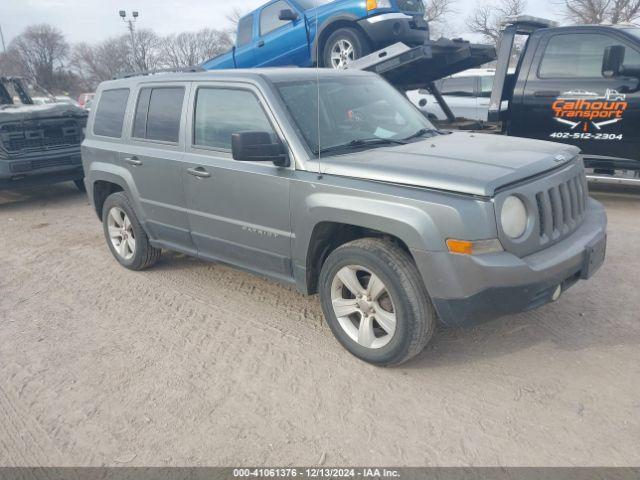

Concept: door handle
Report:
left=257, top=40, right=265, bottom=47
left=187, top=167, right=211, bottom=179
left=125, top=156, right=143, bottom=166
left=534, top=90, right=561, bottom=98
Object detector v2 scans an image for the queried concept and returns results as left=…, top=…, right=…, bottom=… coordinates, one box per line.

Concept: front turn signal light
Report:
left=447, top=239, right=504, bottom=256
left=366, top=0, right=392, bottom=10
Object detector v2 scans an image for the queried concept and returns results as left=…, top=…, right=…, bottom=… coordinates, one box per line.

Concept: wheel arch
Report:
left=312, top=15, right=371, bottom=66
left=87, top=167, right=139, bottom=221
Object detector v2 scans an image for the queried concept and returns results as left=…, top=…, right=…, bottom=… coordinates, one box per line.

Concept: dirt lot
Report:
left=0, top=183, right=639, bottom=467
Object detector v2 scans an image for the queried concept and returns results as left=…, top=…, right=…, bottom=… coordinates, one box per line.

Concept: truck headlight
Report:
left=366, top=0, right=392, bottom=10
left=501, top=196, right=528, bottom=239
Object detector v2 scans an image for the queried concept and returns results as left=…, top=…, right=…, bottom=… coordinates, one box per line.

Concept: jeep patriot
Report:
left=81, top=69, right=607, bottom=365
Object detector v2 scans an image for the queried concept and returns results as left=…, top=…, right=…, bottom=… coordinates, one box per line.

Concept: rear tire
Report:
left=319, top=238, right=436, bottom=366
left=102, top=192, right=161, bottom=271
left=322, top=28, right=370, bottom=69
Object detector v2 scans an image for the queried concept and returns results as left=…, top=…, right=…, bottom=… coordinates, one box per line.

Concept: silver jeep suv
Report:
left=81, top=69, right=607, bottom=366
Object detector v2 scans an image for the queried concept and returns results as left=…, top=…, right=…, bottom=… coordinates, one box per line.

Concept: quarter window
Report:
left=93, top=89, right=129, bottom=138
left=193, top=88, right=276, bottom=151
left=260, top=1, right=292, bottom=36
left=539, top=33, right=640, bottom=78
left=237, top=15, right=254, bottom=46
left=133, top=87, right=184, bottom=143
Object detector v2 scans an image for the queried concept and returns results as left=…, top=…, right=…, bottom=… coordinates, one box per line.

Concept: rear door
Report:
left=182, top=82, right=294, bottom=282
left=120, top=82, right=194, bottom=253
left=234, top=15, right=257, bottom=68
left=513, top=29, right=640, bottom=162
left=256, top=0, right=309, bottom=67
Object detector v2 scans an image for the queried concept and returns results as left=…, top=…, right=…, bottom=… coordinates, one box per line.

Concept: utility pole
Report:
left=0, top=24, right=6, bottom=54
left=119, top=10, right=139, bottom=70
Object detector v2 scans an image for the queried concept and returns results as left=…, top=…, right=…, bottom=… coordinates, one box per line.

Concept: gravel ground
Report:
left=0, top=182, right=639, bottom=467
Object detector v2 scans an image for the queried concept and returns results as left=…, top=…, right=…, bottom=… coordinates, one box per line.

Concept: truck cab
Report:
left=490, top=17, right=640, bottom=178
left=202, top=0, right=429, bottom=70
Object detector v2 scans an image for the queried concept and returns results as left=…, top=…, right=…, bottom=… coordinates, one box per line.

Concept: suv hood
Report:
left=320, top=132, right=580, bottom=197
left=0, top=103, right=87, bottom=123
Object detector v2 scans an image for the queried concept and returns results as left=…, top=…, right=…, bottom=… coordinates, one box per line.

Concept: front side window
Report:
left=260, top=1, right=292, bottom=36
left=440, top=77, right=476, bottom=97
left=539, top=33, right=640, bottom=78
left=93, top=89, right=129, bottom=138
left=133, top=87, right=184, bottom=143
left=237, top=15, right=254, bottom=46
left=193, top=88, right=276, bottom=151
left=275, top=76, right=436, bottom=154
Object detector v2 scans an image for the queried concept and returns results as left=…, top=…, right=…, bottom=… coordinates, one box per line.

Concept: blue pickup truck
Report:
left=202, top=0, right=429, bottom=70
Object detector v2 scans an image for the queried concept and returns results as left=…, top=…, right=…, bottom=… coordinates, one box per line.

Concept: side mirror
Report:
left=231, top=131, right=290, bottom=167
left=602, top=45, right=625, bottom=78
left=279, top=9, right=299, bottom=21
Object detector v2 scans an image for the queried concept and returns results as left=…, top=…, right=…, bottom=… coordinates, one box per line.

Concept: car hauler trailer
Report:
left=351, top=16, right=640, bottom=186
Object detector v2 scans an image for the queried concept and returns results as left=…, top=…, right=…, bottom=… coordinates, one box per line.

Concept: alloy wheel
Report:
left=107, top=207, right=136, bottom=260
left=330, top=39, right=355, bottom=69
left=330, top=265, right=397, bottom=349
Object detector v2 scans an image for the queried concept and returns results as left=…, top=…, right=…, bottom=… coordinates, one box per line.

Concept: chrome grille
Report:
left=535, top=171, right=588, bottom=245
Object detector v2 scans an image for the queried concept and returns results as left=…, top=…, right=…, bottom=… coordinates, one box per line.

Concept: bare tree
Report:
left=131, top=28, right=162, bottom=72
left=9, top=24, right=69, bottom=90
left=70, top=36, right=132, bottom=88
left=563, top=0, right=640, bottom=24
left=162, top=29, right=232, bottom=68
left=467, top=0, right=526, bottom=44
left=424, top=0, right=457, bottom=37
left=225, top=7, right=245, bottom=27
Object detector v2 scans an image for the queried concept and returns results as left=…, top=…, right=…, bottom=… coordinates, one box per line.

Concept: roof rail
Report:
left=115, top=65, right=205, bottom=80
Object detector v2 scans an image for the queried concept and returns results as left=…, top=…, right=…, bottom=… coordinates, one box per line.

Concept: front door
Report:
left=515, top=30, right=640, bottom=162
left=182, top=83, right=293, bottom=282
left=256, top=0, right=309, bottom=67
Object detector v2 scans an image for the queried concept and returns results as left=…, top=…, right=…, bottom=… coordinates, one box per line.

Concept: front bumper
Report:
left=0, top=148, right=83, bottom=189
left=358, top=13, right=429, bottom=49
left=412, top=198, right=608, bottom=327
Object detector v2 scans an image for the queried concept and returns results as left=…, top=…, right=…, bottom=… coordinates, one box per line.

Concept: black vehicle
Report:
left=352, top=16, right=640, bottom=185
left=0, top=77, right=88, bottom=190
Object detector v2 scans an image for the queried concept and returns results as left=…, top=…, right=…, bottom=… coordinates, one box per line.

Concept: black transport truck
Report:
left=0, top=77, right=88, bottom=190
left=352, top=16, right=640, bottom=186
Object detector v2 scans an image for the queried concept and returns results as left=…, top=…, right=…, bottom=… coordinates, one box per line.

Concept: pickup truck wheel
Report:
left=102, top=192, right=161, bottom=271
left=319, top=238, right=436, bottom=366
left=323, top=28, right=370, bottom=69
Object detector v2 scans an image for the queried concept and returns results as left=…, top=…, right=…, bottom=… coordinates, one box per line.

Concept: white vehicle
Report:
left=407, top=68, right=497, bottom=122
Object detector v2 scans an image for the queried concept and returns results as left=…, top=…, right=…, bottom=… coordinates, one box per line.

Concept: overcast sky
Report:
left=0, top=0, right=563, bottom=47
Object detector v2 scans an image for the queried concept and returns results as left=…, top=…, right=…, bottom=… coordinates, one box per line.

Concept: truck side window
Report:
left=237, top=16, right=254, bottom=46
left=539, top=33, right=640, bottom=78
left=439, top=77, right=476, bottom=97
left=132, top=87, right=184, bottom=143
left=93, top=89, right=129, bottom=138
left=479, top=76, right=494, bottom=98
left=260, top=1, right=292, bottom=35
left=193, top=88, right=276, bottom=151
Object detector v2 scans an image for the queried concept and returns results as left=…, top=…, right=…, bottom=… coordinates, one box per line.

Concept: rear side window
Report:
left=539, top=33, right=640, bottom=78
left=237, top=16, right=254, bottom=46
left=93, top=89, right=129, bottom=138
left=260, top=1, right=292, bottom=35
left=133, top=87, right=184, bottom=143
left=193, top=88, right=275, bottom=151
left=440, top=77, right=476, bottom=97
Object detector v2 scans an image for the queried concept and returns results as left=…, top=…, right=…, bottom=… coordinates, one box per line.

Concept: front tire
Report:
left=322, top=28, right=370, bottom=69
left=319, top=238, right=436, bottom=366
left=102, top=192, right=161, bottom=271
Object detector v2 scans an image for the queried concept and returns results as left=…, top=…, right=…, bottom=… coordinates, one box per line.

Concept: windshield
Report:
left=275, top=75, right=436, bottom=155
left=623, top=28, right=640, bottom=40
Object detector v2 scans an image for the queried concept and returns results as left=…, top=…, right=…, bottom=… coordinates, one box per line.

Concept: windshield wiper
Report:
left=402, top=128, right=439, bottom=141
left=318, top=137, right=407, bottom=155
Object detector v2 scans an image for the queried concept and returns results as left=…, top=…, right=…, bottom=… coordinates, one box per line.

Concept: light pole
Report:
left=119, top=10, right=139, bottom=70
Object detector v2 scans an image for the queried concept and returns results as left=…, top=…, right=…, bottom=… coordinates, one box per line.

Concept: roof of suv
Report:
left=100, top=68, right=375, bottom=89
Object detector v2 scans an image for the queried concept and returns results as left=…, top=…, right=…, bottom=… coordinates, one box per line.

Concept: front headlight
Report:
left=501, top=196, right=528, bottom=239
left=366, top=0, right=392, bottom=10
